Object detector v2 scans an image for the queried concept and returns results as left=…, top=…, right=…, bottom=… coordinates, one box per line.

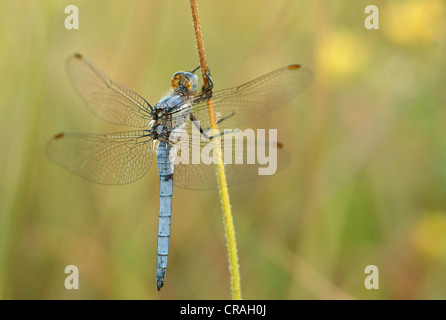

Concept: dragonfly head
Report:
left=171, top=71, right=199, bottom=95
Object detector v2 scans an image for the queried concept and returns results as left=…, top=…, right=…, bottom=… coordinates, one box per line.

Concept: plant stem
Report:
left=189, top=0, right=242, bottom=300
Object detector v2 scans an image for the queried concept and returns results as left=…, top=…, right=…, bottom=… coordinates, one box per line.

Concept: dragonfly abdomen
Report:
left=156, top=141, right=175, bottom=290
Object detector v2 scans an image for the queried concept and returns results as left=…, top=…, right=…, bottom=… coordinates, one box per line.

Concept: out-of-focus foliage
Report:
left=0, top=0, right=445, bottom=299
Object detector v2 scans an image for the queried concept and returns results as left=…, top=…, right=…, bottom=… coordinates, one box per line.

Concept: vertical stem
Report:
left=189, top=0, right=242, bottom=300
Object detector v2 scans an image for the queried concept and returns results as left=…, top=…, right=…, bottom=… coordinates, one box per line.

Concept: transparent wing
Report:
left=176, top=64, right=313, bottom=134
left=46, top=131, right=154, bottom=185
left=171, top=130, right=289, bottom=190
left=66, top=53, right=153, bottom=127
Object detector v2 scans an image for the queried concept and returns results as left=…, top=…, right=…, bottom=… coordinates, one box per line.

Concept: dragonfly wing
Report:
left=46, top=131, right=154, bottom=185
left=171, top=132, right=289, bottom=190
left=66, top=53, right=153, bottom=127
left=182, top=64, right=313, bottom=133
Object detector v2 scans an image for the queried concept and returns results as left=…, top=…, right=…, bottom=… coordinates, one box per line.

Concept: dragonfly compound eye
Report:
left=171, top=72, right=198, bottom=94
left=184, top=72, right=198, bottom=93
left=171, top=72, right=182, bottom=90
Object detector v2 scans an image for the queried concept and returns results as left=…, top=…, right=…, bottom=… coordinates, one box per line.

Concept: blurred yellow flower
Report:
left=384, top=0, right=446, bottom=46
left=412, top=211, right=446, bottom=261
left=316, top=29, right=369, bottom=80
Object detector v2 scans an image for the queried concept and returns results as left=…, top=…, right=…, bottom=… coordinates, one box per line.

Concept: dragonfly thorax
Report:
left=171, top=71, right=198, bottom=95
left=150, top=94, right=191, bottom=143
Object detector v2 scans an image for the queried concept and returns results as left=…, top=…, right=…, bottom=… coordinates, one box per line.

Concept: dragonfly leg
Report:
left=190, top=113, right=211, bottom=140
left=207, top=128, right=241, bottom=140
left=190, top=65, right=213, bottom=94
left=202, top=70, right=213, bottom=92
left=190, top=112, right=240, bottom=141
left=190, top=65, right=201, bottom=74
left=206, top=112, right=235, bottom=129
left=201, top=111, right=236, bottom=135
left=192, top=70, right=213, bottom=102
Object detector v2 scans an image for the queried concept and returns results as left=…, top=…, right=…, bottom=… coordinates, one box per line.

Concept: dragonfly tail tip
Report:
left=156, top=279, right=165, bottom=291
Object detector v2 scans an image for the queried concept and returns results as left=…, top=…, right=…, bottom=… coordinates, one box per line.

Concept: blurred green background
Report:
left=1, top=0, right=445, bottom=299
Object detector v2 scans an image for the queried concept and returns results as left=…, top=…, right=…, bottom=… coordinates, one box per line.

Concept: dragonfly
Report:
left=46, top=53, right=313, bottom=290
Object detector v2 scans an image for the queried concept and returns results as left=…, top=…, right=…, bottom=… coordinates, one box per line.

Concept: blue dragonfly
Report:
left=46, top=53, right=313, bottom=290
